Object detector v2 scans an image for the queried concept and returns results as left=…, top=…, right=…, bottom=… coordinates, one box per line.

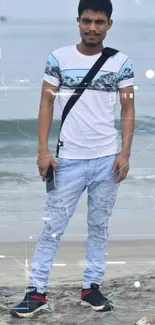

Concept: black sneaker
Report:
left=10, top=286, right=52, bottom=318
left=81, top=283, right=113, bottom=312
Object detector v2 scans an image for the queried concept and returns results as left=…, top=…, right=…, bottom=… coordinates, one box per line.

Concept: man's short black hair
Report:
left=78, top=0, right=113, bottom=20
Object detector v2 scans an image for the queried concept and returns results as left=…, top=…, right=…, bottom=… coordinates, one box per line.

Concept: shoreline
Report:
left=0, top=239, right=154, bottom=283
left=0, top=239, right=155, bottom=324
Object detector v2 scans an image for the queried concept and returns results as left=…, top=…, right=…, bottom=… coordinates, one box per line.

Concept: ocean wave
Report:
left=127, top=174, right=155, bottom=182
left=1, top=171, right=155, bottom=185
left=0, top=171, right=36, bottom=183
left=0, top=116, right=155, bottom=139
left=0, top=119, right=60, bottom=139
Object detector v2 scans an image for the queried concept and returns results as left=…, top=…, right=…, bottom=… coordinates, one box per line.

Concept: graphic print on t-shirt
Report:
left=45, top=55, right=62, bottom=81
left=45, top=53, right=134, bottom=92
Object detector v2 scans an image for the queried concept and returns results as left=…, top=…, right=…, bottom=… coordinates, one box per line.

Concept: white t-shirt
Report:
left=44, top=45, right=134, bottom=159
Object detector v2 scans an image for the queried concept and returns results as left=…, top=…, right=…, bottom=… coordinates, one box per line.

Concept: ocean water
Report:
left=0, top=18, right=155, bottom=242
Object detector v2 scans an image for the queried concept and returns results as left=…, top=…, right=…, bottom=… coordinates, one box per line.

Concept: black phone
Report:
left=45, top=165, right=56, bottom=193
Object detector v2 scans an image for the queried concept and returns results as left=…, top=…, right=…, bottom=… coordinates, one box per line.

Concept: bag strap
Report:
left=56, top=47, right=119, bottom=157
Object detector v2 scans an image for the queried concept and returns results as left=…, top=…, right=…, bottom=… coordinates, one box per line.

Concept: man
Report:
left=10, top=0, right=135, bottom=318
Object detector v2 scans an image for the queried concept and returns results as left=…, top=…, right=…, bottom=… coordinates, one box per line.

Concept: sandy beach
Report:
left=0, top=239, right=155, bottom=324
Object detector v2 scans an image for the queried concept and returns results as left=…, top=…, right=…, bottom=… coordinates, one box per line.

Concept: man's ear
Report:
left=77, top=17, right=80, bottom=23
left=108, top=19, right=113, bottom=30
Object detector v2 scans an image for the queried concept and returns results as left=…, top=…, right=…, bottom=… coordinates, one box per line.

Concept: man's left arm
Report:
left=120, top=85, right=135, bottom=157
left=112, top=85, right=135, bottom=183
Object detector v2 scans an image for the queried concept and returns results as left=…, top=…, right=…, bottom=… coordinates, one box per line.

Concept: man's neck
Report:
left=76, top=42, right=104, bottom=56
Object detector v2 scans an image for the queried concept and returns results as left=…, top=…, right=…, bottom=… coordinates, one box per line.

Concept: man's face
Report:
left=77, top=10, right=113, bottom=48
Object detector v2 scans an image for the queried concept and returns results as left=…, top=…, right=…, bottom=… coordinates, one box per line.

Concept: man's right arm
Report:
left=38, top=80, right=58, bottom=155
left=37, top=80, right=58, bottom=180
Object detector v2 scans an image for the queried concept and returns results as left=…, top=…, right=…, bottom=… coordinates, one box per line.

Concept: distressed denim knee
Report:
left=37, top=196, right=69, bottom=251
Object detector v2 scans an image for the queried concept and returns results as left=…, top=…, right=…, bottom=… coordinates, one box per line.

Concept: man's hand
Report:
left=36, top=151, right=57, bottom=182
left=111, top=152, right=130, bottom=183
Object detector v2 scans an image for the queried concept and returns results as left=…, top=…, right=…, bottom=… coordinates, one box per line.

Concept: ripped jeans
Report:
left=29, top=154, right=120, bottom=293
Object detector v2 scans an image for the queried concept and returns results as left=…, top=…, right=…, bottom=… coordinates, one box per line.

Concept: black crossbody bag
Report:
left=56, top=47, right=119, bottom=158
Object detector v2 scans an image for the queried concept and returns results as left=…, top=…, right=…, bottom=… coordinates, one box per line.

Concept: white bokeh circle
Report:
left=134, top=281, right=140, bottom=288
left=145, top=70, right=155, bottom=79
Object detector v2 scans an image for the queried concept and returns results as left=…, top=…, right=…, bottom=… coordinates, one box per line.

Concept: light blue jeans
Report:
left=29, top=154, right=120, bottom=293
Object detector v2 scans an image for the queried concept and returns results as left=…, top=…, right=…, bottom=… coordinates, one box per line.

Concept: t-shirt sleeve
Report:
left=44, top=53, right=61, bottom=87
left=118, top=58, right=134, bottom=88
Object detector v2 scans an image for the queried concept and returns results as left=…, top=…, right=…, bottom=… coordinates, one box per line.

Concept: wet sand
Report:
left=0, top=239, right=155, bottom=324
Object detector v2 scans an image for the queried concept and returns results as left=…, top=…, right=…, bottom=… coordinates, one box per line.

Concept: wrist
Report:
left=120, top=150, right=131, bottom=158
left=38, top=146, right=49, bottom=155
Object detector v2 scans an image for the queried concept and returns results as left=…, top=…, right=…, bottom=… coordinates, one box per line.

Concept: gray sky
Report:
left=1, top=0, right=155, bottom=20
